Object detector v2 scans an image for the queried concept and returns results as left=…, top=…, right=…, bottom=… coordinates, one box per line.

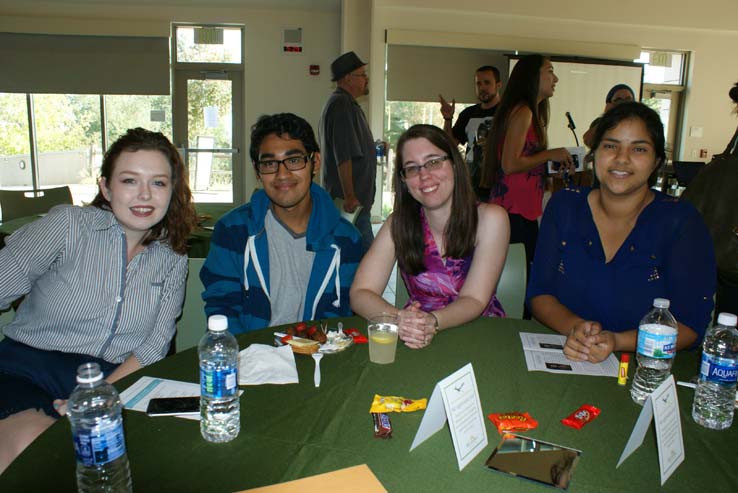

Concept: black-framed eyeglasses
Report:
left=399, top=156, right=449, bottom=179
left=256, top=154, right=313, bottom=174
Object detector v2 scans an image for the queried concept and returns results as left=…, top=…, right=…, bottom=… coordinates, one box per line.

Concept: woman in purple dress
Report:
left=350, top=124, right=509, bottom=349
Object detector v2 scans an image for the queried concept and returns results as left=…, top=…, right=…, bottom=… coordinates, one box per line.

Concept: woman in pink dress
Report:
left=350, top=124, right=509, bottom=349
left=481, top=54, right=574, bottom=268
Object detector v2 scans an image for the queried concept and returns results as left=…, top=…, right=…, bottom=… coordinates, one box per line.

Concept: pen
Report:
left=677, top=381, right=738, bottom=402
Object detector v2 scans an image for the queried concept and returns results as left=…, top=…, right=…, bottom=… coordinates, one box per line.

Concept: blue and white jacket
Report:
left=200, top=183, right=363, bottom=334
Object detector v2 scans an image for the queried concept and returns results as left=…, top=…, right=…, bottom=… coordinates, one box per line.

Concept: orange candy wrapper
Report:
left=487, top=412, right=539, bottom=434
left=369, top=395, right=427, bottom=413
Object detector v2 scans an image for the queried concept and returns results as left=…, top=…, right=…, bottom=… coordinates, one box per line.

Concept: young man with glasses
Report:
left=200, top=113, right=363, bottom=334
left=320, top=51, right=376, bottom=253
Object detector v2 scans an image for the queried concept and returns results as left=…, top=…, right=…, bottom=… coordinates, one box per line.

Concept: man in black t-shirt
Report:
left=439, top=65, right=502, bottom=199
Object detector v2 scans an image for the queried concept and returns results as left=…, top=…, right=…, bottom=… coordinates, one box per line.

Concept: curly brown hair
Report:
left=90, top=128, right=197, bottom=255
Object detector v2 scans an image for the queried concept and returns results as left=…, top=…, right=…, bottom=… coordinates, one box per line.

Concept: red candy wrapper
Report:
left=561, top=404, right=601, bottom=430
left=487, top=412, right=539, bottom=434
left=372, top=412, right=392, bottom=439
left=343, top=328, right=368, bottom=344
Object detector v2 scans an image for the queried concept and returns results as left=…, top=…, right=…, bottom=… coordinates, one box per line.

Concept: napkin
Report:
left=238, top=344, right=299, bottom=385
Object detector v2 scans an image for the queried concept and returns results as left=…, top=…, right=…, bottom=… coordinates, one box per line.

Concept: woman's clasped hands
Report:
left=397, top=302, right=439, bottom=349
left=564, top=320, right=616, bottom=364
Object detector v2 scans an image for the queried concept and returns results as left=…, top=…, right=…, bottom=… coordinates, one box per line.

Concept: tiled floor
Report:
left=372, top=221, right=397, bottom=306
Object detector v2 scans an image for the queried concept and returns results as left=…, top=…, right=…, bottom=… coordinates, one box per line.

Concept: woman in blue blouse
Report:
left=527, top=102, right=715, bottom=363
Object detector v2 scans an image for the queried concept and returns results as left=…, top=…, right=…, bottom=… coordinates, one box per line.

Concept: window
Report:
left=381, top=101, right=474, bottom=218
left=635, top=50, right=689, bottom=160
left=0, top=93, right=173, bottom=205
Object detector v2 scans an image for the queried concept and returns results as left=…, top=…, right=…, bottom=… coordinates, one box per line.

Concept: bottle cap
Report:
left=208, top=314, right=228, bottom=332
left=653, top=298, right=670, bottom=309
left=620, top=353, right=630, bottom=363
left=76, top=362, right=103, bottom=384
left=717, top=312, right=738, bottom=327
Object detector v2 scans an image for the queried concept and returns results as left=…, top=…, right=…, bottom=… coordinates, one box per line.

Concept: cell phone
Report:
left=146, top=396, right=200, bottom=417
left=547, top=146, right=586, bottom=174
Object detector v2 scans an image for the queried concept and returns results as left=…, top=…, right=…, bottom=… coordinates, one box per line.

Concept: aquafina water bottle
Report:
left=692, top=312, right=738, bottom=429
left=630, top=298, right=678, bottom=405
left=199, top=314, right=240, bottom=442
left=68, top=362, right=132, bottom=493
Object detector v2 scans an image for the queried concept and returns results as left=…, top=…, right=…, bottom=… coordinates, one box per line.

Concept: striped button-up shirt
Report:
left=0, top=205, right=187, bottom=366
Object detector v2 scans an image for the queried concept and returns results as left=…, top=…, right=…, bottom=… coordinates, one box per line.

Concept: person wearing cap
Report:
left=320, top=51, right=376, bottom=253
left=582, top=84, right=636, bottom=148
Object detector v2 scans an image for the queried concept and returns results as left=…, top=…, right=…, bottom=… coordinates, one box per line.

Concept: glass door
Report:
left=173, top=69, right=243, bottom=204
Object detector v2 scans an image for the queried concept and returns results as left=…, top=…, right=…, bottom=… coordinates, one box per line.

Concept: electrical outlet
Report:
left=691, top=149, right=699, bottom=158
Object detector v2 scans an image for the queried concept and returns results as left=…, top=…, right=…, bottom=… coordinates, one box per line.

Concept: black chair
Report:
left=672, top=161, right=706, bottom=188
left=0, top=186, right=73, bottom=222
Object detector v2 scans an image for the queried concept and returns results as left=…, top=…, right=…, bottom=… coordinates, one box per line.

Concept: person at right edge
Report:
left=527, top=102, right=715, bottom=364
left=480, top=55, right=573, bottom=318
left=320, top=51, right=376, bottom=253
left=681, top=80, right=738, bottom=319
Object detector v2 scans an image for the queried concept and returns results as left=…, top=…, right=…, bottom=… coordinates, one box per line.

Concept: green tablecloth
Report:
left=2, top=317, right=737, bottom=492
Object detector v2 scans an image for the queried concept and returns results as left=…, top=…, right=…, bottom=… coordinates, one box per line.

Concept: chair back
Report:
left=175, top=258, right=207, bottom=352
left=672, top=161, right=705, bottom=187
left=0, top=186, right=73, bottom=222
left=394, top=243, right=527, bottom=319
left=496, top=243, right=527, bottom=319
left=0, top=306, right=15, bottom=343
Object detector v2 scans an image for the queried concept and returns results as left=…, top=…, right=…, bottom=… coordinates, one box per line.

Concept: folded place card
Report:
left=409, top=363, right=488, bottom=471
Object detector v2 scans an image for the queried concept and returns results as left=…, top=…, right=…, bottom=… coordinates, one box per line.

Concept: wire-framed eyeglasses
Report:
left=399, top=156, right=449, bottom=179
left=256, top=154, right=313, bottom=174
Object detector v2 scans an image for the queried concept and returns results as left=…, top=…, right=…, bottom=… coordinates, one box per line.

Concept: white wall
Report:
left=369, top=0, right=738, bottom=161
left=0, top=2, right=341, bottom=196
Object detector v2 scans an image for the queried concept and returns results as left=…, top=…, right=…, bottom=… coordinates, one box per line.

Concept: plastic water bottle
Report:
left=68, top=362, right=132, bottom=493
left=199, top=314, right=240, bottom=442
left=630, top=298, right=678, bottom=405
left=692, top=312, right=738, bottom=429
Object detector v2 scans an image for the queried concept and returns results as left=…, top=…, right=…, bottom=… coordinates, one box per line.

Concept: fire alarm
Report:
left=310, top=65, right=320, bottom=76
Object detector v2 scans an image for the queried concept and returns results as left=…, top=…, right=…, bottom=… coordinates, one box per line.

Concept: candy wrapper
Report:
left=342, top=328, right=368, bottom=344
left=561, top=404, right=601, bottom=430
left=369, top=394, right=427, bottom=413
left=372, top=413, right=392, bottom=439
left=487, top=412, right=539, bottom=434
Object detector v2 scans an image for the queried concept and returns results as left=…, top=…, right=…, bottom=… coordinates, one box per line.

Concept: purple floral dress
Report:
left=400, top=209, right=506, bottom=317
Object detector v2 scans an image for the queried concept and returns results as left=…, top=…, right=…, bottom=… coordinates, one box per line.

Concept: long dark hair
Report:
left=589, top=102, right=666, bottom=187
left=391, top=124, right=477, bottom=275
left=91, top=128, right=197, bottom=254
left=480, top=54, right=550, bottom=189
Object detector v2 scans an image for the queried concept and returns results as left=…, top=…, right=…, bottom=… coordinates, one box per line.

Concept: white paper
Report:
left=616, top=376, right=684, bottom=486
left=409, top=385, right=447, bottom=451
left=239, top=343, right=299, bottom=385
left=616, top=396, right=653, bottom=468
left=520, top=332, right=619, bottom=377
left=439, top=364, right=488, bottom=470
left=409, top=363, right=487, bottom=471
left=651, top=377, right=685, bottom=485
left=203, top=106, right=219, bottom=128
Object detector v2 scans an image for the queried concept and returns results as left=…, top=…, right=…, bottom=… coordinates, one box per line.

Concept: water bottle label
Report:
left=700, top=353, right=738, bottom=384
left=637, top=325, right=676, bottom=359
left=73, top=417, right=127, bottom=467
left=200, top=366, right=238, bottom=398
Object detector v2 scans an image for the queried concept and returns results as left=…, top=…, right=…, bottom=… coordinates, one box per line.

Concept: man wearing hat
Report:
left=320, top=51, right=376, bottom=252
